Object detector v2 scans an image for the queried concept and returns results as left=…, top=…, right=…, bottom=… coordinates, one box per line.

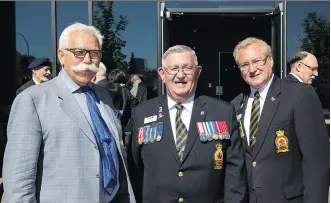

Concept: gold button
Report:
left=178, top=197, right=184, bottom=202
left=178, top=172, right=183, bottom=177
left=252, top=161, right=257, bottom=167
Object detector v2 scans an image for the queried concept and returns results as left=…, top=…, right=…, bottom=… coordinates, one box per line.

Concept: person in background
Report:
left=231, top=37, right=329, bottom=203
left=3, top=22, right=135, bottom=203
left=130, top=74, right=147, bottom=104
left=108, top=69, right=138, bottom=145
left=128, top=45, right=247, bottom=203
left=285, top=51, right=319, bottom=84
left=16, top=57, right=52, bottom=95
left=92, top=61, right=108, bottom=85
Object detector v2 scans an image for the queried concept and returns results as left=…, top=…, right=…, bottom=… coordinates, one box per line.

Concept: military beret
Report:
left=28, top=58, right=51, bottom=69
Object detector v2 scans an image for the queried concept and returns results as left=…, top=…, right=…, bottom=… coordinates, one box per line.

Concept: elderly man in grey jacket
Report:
left=3, top=22, right=135, bottom=203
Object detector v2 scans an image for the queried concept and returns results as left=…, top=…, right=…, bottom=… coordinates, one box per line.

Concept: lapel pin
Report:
left=271, top=97, right=275, bottom=101
left=158, top=113, right=163, bottom=118
left=201, top=111, right=205, bottom=115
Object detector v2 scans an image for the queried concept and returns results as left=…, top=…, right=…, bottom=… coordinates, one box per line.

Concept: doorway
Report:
left=166, top=13, right=271, bottom=101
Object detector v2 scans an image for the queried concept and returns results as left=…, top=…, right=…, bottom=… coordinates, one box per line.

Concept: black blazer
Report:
left=128, top=94, right=248, bottom=203
left=231, top=76, right=329, bottom=203
left=16, top=80, right=36, bottom=96
left=283, top=73, right=301, bottom=82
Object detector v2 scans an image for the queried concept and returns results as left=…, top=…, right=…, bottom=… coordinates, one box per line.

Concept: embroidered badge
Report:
left=275, top=129, right=290, bottom=153
left=214, top=144, right=224, bottom=170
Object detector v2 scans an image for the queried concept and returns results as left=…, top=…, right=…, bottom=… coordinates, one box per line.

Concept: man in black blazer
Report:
left=231, top=37, right=329, bottom=203
left=284, top=51, right=319, bottom=84
left=128, top=45, right=247, bottom=203
left=16, top=58, right=52, bottom=95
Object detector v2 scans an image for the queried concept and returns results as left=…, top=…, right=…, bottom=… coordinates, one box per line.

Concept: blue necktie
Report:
left=81, top=86, right=118, bottom=195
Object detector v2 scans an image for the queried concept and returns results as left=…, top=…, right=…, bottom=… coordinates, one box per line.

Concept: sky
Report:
left=15, top=1, right=330, bottom=70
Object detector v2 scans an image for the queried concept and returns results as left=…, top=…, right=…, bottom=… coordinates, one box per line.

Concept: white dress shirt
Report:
left=32, top=77, right=40, bottom=85
left=290, top=72, right=304, bottom=83
left=167, top=94, right=194, bottom=143
left=244, top=74, right=274, bottom=145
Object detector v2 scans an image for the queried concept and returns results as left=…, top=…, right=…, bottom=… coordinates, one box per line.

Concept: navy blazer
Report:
left=231, top=76, right=329, bottom=203
left=128, top=94, right=248, bottom=203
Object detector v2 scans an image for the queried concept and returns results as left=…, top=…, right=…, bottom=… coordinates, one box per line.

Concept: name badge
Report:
left=144, top=115, right=157, bottom=124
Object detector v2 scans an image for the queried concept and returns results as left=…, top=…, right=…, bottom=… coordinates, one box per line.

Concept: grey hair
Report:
left=162, top=45, right=198, bottom=67
left=58, top=22, right=103, bottom=50
left=233, top=37, right=272, bottom=64
left=288, top=51, right=309, bottom=67
left=97, top=62, right=107, bottom=76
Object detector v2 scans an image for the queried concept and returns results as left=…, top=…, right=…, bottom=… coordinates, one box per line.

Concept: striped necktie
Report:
left=250, top=91, right=260, bottom=150
left=174, top=104, right=188, bottom=161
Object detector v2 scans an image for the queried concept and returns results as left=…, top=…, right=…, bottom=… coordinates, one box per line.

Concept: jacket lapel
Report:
left=238, top=94, right=253, bottom=156
left=55, top=76, right=97, bottom=145
left=156, top=95, right=181, bottom=164
left=253, top=76, right=281, bottom=159
left=181, top=96, right=207, bottom=164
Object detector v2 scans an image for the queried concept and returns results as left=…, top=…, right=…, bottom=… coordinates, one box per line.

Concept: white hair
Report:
left=162, top=45, right=198, bottom=67
left=58, top=22, right=104, bottom=50
left=97, top=62, right=107, bottom=77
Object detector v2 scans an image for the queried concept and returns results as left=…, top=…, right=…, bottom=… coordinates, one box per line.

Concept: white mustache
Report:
left=72, top=63, right=98, bottom=73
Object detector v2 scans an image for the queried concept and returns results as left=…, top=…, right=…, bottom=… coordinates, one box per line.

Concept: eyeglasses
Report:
left=299, top=62, right=318, bottom=72
left=163, top=66, right=196, bottom=75
left=65, top=48, right=102, bottom=59
left=238, top=55, right=269, bottom=70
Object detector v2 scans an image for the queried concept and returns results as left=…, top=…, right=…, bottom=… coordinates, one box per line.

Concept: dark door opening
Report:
left=167, top=13, right=272, bottom=102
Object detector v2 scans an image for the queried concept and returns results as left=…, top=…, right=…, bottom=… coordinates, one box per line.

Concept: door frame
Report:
left=157, top=3, right=287, bottom=95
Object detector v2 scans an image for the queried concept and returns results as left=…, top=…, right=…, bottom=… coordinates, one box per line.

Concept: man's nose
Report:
left=176, top=68, right=186, bottom=78
left=248, top=64, right=257, bottom=73
left=82, top=53, right=92, bottom=63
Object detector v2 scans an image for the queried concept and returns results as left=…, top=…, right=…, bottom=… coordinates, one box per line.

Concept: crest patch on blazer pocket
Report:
left=275, top=129, right=290, bottom=153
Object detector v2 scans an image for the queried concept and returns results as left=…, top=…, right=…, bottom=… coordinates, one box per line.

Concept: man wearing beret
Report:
left=16, top=57, right=52, bottom=95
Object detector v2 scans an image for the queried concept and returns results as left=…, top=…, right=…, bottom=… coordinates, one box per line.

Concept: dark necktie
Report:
left=250, top=91, right=260, bottom=150
left=81, top=86, right=118, bottom=195
left=174, top=104, right=188, bottom=161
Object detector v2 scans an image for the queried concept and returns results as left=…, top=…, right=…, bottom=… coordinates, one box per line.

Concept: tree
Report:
left=300, top=12, right=330, bottom=64
left=127, top=52, right=137, bottom=74
left=300, top=11, right=330, bottom=109
left=93, top=1, right=128, bottom=70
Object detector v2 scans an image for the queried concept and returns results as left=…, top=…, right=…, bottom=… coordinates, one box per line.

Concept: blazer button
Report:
left=96, top=174, right=100, bottom=178
left=178, top=197, right=184, bottom=202
left=252, top=161, right=257, bottom=167
left=178, top=172, right=183, bottom=177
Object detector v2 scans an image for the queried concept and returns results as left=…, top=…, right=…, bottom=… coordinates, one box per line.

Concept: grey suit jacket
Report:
left=3, top=70, right=135, bottom=203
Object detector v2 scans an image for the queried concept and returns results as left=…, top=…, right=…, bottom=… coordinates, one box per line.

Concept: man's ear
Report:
left=269, top=57, right=274, bottom=69
left=157, top=67, right=165, bottom=83
left=296, top=63, right=302, bottom=72
left=58, top=49, right=65, bottom=66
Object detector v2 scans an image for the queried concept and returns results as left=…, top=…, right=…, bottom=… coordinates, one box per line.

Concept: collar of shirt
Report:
left=249, top=74, right=274, bottom=101
left=290, top=72, right=304, bottom=83
left=59, top=69, right=92, bottom=93
left=32, top=77, right=40, bottom=85
left=167, top=94, right=195, bottom=114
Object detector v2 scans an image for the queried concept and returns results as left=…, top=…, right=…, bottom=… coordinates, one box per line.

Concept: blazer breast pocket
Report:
left=268, top=120, right=291, bottom=132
